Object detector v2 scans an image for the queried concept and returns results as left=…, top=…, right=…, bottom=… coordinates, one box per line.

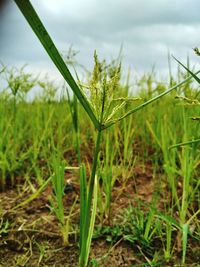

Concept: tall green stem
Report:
left=87, top=86, right=105, bottom=214
left=80, top=90, right=105, bottom=267
left=79, top=129, right=101, bottom=267
left=87, top=129, right=102, bottom=212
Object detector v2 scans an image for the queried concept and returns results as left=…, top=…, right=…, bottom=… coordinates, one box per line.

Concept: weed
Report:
left=0, top=2, right=198, bottom=266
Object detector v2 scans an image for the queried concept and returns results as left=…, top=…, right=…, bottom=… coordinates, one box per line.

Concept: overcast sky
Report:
left=0, top=0, right=200, bottom=83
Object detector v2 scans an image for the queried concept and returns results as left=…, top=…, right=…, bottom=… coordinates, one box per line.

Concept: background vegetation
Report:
left=0, top=57, right=199, bottom=266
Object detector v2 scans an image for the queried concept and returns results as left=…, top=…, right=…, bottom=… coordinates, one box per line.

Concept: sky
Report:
left=0, top=0, right=200, bottom=84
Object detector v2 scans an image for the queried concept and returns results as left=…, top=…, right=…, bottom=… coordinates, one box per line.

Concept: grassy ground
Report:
left=0, top=65, right=199, bottom=266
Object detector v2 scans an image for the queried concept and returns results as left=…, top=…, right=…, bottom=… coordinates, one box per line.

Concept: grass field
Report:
left=0, top=1, right=200, bottom=266
left=0, top=59, right=199, bottom=266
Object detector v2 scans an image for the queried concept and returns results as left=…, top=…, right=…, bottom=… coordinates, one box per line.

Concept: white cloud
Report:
left=0, top=0, right=200, bottom=84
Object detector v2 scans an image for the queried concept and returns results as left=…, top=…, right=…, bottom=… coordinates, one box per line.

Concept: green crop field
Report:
left=0, top=1, right=199, bottom=267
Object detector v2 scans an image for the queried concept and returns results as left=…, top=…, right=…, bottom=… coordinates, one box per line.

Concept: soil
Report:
left=0, top=149, right=199, bottom=267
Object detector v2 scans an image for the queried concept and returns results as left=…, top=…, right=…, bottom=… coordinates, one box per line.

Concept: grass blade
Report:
left=79, top=164, right=87, bottom=255
left=172, top=56, right=200, bottom=84
left=102, top=72, right=200, bottom=130
left=85, top=174, right=98, bottom=267
left=169, top=138, right=200, bottom=149
left=14, top=175, right=53, bottom=209
left=13, top=0, right=100, bottom=130
left=182, top=223, right=189, bottom=265
left=155, top=212, right=181, bottom=230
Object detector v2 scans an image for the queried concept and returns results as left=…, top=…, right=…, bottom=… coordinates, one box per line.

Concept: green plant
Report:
left=49, top=157, right=69, bottom=246
left=66, top=89, right=81, bottom=163
left=98, top=130, right=116, bottom=221
left=147, top=108, right=200, bottom=264
left=122, top=204, right=158, bottom=253
left=93, top=224, right=123, bottom=244
left=79, top=164, right=99, bottom=266
left=0, top=218, right=10, bottom=237
left=13, top=2, right=200, bottom=266
left=170, top=55, right=200, bottom=265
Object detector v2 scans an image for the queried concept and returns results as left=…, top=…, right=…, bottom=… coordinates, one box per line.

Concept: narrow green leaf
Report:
left=155, top=213, right=181, bottom=230
left=102, top=72, right=200, bottom=130
left=13, top=0, right=100, bottom=130
left=13, top=166, right=78, bottom=210
left=169, top=138, right=200, bottom=149
left=146, top=120, right=162, bottom=148
left=14, top=175, right=53, bottom=209
left=173, top=56, right=200, bottom=84
left=182, top=223, right=189, bottom=265
left=79, top=164, right=87, bottom=255
left=85, top=174, right=98, bottom=267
